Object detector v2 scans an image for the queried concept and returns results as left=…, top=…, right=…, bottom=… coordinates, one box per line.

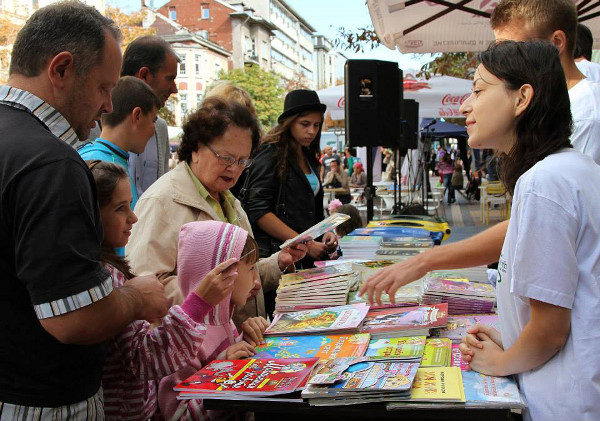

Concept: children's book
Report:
left=461, top=371, right=526, bottom=408
left=264, top=303, right=370, bottom=336
left=364, top=336, right=426, bottom=360
left=280, top=213, right=350, bottom=249
left=451, top=344, right=469, bottom=371
left=409, top=366, right=465, bottom=402
left=425, top=279, right=495, bottom=298
left=360, top=303, right=448, bottom=339
left=420, top=338, right=452, bottom=367
left=254, top=333, right=370, bottom=360
left=302, top=358, right=420, bottom=399
left=174, top=358, right=319, bottom=398
left=279, top=265, right=355, bottom=285
left=434, top=316, right=477, bottom=342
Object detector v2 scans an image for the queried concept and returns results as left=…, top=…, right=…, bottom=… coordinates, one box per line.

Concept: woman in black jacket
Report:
left=243, top=90, right=337, bottom=271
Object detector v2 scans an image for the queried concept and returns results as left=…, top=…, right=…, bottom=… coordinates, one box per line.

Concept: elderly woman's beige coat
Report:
left=126, top=161, right=282, bottom=326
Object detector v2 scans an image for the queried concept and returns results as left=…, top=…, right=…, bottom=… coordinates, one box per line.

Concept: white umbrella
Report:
left=367, top=0, right=600, bottom=53
left=317, top=73, right=472, bottom=121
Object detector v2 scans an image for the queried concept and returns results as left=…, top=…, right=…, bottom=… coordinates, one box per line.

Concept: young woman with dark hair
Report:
left=457, top=41, right=600, bottom=421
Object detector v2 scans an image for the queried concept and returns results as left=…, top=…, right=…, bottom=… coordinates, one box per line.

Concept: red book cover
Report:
left=175, top=358, right=319, bottom=397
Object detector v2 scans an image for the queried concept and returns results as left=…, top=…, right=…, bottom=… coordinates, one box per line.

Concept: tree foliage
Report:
left=334, top=26, right=476, bottom=79
left=0, top=17, right=22, bottom=83
left=212, top=65, right=285, bottom=130
left=106, top=7, right=156, bottom=51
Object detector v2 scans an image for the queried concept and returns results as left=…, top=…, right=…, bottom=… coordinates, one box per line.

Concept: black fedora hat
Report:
left=278, top=89, right=327, bottom=123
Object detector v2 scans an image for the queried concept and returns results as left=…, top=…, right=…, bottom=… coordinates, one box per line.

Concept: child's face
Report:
left=131, top=107, right=158, bottom=154
left=100, top=178, right=138, bottom=248
left=231, top=259, right=259, bottom=308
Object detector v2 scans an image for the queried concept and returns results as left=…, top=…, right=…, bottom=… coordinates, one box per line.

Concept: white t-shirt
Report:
left=569, top=78, right=600, bottom=165
left=497, top=148, right=600, bottom=421
left=576, top=59, right=600, bottom=83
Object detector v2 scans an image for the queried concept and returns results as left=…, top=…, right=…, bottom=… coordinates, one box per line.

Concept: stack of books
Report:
left=422, top=279, right=496, bottom=315
left=274, top=265, right=359, bottom=312
left=338, top=236, right=382, bottom=261
left=264, top=303, right=370, bottom=336
left=374, top=236, right=433, bottom=260
left=360, top=303, right=448, bottom=339
left=301, top=357, right=421, bottom=406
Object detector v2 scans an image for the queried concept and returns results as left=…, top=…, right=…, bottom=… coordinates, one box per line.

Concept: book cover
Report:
left=461, top=371, right=525, bottom=407
left=265, top=303, right=370, bottom=336
left=435, top=316, right=477, bottom=342
left=304, top=358, right=420, bottom=395
left=280, top=213, right=350, bottom=249
left=409, top=367, right=465, bottom=402
left=425, top=279, right=495, bottom=298
left=421, top=338, right=452, bottom=367
left=365, top=336, right=426, bottom=360
left=451, top=344, right=469, bottom=371
left=360, top=304, right=448, bottom=337
left=175, top=358, right=319, bottom=397
left=279, top=265, right=354, bottom=284
left=254, top=333, right=370, bottom=360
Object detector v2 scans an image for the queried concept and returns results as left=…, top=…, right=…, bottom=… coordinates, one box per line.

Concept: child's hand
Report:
left=195, top=258, right=238, bottom=306
left=467, top=323, right=503, bottom=348
left=241, top=316, right=269, bottom=347
left=226, top=341, right=255, bottom=360
left=459, top=332, right=506, bottom=376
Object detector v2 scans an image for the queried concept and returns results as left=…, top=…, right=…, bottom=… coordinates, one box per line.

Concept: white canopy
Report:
left=367, top=0, right=600, bottom=54
left=318, top=74, right=472, bottom=121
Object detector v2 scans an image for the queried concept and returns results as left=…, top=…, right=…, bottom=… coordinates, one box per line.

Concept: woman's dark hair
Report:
left=261, top=110, right=323, bottom=178
left=178, top=97, right=261, bottom=164
left=334, top=204, right=364, bottom=237
left=478, top=41, right=572, bottom=194
left=86, top=160, right=135, bottom=280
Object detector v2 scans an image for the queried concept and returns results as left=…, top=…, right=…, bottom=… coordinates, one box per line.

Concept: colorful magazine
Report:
left=451, top=344, right=469, bottom=371
left=254, top=333, right=370, bottom=360
left=264, top=303, right=370, bottom=336
left=360, top=304, right=448, bottom=338
left=304, top=357, right=420, bottom=395
left=365, top=336, right=426, bottom=360
left=174, top=358, right=319, bottom=398
left=279, top=265, right=355, bottom=285
left=409, top=366, right=465, bottom=402
left=425, top=279, right=495, bottom=298
left=280, top=213, right=350, bottom=249
left=421, top=338, right=452, bottom=367
left=462, top=371, right=525, bottom=407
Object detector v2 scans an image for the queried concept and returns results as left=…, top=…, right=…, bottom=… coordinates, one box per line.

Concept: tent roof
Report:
left=420, top=118, right=467, bottom=138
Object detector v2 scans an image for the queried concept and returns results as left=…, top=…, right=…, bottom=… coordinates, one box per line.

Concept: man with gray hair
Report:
left=0, top=2, right=169, bottom=418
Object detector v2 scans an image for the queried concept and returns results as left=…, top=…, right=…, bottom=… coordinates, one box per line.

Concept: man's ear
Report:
left=515, top=84, right=534, bottom=118
left=47, top=52, right=75, bottom=88
left=550, top=30, right=567, bottom=55
left=136, top=67, right=152, bottom=83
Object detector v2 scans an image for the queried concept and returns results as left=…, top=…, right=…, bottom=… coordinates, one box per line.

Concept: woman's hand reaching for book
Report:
left=226, top=341, right=256, bottom=359
left=195, top=258, right=238, bottom=306
left=358, top=254, right=429, bottom=306
left=241, top=316, right=269, bottom=347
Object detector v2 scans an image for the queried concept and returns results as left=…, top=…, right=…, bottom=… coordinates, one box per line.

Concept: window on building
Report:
left=169, top=6, right=176, bottom=20
left=179, top=54, right=186, bottom=75
left=244, top=36, right=250, bottom=53
left=196, top=93, right=202, bottom=106
left=251, top=38, right=257, bottom=56
left=201, top=6, right=210, bottom=19
left=195, top=54, right=201, bottom=76
left=262, top=40, right=268, bottom=57
left=180, top=93, right=188, bottom=115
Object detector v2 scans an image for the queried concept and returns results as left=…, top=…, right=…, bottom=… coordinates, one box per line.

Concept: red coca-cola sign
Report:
left=337, top=97, right=345, bottom=108
left=442, top=93, right=470, bottom=106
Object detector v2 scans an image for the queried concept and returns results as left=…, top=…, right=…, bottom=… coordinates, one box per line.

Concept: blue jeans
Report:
left=443, top=174, right=455, bottom=203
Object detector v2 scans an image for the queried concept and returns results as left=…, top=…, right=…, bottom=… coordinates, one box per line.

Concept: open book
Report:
left=280, top=213, right=350, bottom=249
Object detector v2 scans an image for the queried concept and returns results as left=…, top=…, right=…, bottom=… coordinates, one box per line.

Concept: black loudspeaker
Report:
left=401, top=99, right=419, bottom=150
left=345, top=59, right=402, bottom=147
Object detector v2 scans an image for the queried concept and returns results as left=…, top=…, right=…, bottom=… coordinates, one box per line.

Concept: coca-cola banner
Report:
left=316, top=73, right=472, bottom=121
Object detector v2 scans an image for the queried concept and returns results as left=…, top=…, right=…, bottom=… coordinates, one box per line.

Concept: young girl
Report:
left=158, top=220, right=268, bottom=420
left=457, top=41, right=600, bottom=421
left=87, top=161, right=265, bottom=420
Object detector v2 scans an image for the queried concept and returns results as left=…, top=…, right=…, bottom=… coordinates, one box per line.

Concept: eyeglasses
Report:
left=206, top=143, right=253, bottom=168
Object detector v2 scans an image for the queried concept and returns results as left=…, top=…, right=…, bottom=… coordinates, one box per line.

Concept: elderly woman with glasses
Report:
left=126, top=98, right=307, bottom=326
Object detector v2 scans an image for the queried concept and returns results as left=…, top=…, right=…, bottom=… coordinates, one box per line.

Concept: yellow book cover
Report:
left=421, top=338, right=452, bottom=367
left=410, top=367, right=465, bottom=402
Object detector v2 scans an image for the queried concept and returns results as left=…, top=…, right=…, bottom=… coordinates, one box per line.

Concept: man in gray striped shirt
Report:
left=0, top=2, right=169, bottom=419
